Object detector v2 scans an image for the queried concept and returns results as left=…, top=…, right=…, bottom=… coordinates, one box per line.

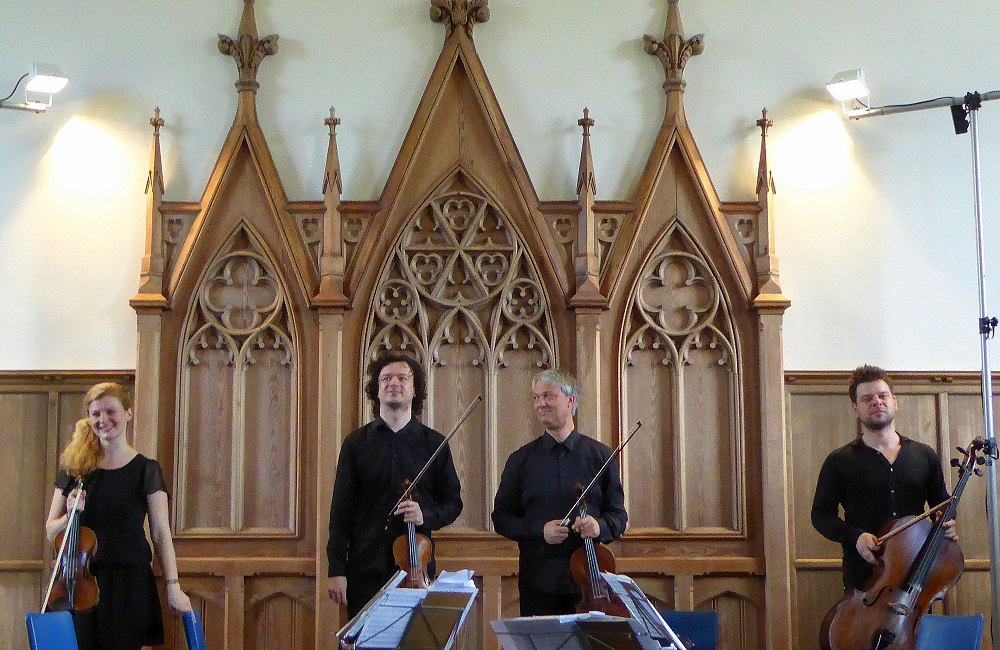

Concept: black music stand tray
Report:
left=336, top=571, right=476, bottom=650
left=576, top=618, right=660, bottom=650
left=399, top=590, right=476, bottom=649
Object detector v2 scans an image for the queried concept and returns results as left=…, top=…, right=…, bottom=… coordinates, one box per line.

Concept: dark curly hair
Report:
left=848, top=364, right=894, bottom=403
left=365, top=352, right=427, bottom=416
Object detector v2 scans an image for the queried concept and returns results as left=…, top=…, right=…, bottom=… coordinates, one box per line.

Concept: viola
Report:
left=569, top=483, right=630, bottom=617
left=45, top=482, right=100, bottom=612
left=819, top=437, right=985, bottom=650
left=391, top=480, right=432, bottom=589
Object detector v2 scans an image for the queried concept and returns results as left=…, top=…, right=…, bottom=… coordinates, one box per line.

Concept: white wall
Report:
left=2, top=0, right=999, bottom=371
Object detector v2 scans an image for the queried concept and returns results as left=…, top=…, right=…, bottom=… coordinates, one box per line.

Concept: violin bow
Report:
left=40, top=477, right=85, bottom=612
left=559, top=420, right=642, bottom=527
left=875, top=497, right=954, bottom=546
left=384, top=394, right=483, bottom=525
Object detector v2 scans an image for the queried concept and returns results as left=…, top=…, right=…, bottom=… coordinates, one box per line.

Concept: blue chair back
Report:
left=183, top=610, right=207, bottom=650
left=915, top=613, right=984, bottom=650
left=658, top=609, right=718, bottom=650
left=25, top=611, right=79, bottom=650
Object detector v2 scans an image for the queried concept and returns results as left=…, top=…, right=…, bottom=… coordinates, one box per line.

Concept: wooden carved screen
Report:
left=363, top=175, right=556, bottom=527
left=126, top=1, right=793, bottom=649
left=176, top=223, right=299, bottom=536
left=621, top=222, right=744, bottom=534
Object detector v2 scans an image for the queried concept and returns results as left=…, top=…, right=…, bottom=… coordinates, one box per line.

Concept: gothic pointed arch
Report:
left=362, top=171, right=556, bottom=529
left=175, top=221, right=300, bottom=536
left=620, top=219, right=744, bottom=534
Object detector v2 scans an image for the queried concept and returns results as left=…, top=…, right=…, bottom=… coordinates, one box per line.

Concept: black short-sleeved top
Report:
left=56, top=455, right=168, bottom=567
left=810, top=435, right=950, bottom=590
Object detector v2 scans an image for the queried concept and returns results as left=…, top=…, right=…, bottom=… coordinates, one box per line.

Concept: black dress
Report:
left=55, top=455, right=168, bottom=650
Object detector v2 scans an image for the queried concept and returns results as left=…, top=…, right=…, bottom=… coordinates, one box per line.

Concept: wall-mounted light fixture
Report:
left=0, top=63, right=69, bottom=113
left=825, top=68, right=869, bottom=117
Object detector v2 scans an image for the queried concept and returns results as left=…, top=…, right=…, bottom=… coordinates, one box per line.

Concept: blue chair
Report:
left=658, top=609, right=718, bottom=650
left=915, top=613, right=984, bottom=650
left=183, top=610, right=207, bottom=650
left=25, top=611, right=78, bottom=650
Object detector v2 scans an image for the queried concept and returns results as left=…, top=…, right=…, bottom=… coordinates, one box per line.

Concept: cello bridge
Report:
left=888, top=602, right=912, bottom=616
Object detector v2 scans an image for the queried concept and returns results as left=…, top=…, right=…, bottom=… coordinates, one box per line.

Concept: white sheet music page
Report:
left=355, top=588, right=425, bottom=648
left=600, top=571, right=686, bottom=649
left=429, top=569, right=477, bottom=592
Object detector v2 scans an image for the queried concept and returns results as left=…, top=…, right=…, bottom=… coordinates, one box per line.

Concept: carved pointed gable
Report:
left=347, top=16, right=566, bottom=532
left=125, top=2, right=792, bottom=646
left=347, top=15, right=567, bottom=305
left=608, top=0, right=752, bottom=305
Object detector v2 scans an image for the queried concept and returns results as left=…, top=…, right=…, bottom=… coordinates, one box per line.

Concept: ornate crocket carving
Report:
left=430, top=0, right=490, bottom=38
left=217, top=0, right=279, bottom=91
left=643, top=0, right=704, bottom=90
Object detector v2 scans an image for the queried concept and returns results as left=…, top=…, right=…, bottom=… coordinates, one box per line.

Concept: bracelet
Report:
left=166, top=578, right=180, bottom=586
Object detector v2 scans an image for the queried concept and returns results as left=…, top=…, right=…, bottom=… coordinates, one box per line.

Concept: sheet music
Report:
left=429, top=569, right=477, bottom=592
left=600, top=572, right=685, bottom=649
left=354, top=588, right=425, bottom=648
left=492, top=612, right=608, bottom=650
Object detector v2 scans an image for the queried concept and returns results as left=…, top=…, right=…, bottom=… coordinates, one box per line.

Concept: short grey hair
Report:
left=532, top=369, right=580, bottom=415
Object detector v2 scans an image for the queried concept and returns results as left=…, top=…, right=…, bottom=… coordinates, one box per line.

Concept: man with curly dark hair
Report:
left=326, top=352, right=463, bottom=617
left=812, top=364, right=956, bottom=593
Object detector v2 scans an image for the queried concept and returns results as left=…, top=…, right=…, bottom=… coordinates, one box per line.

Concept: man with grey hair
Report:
left=492, top=369, right=627, bottom=616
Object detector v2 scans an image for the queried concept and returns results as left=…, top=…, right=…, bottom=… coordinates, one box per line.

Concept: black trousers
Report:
left=518, top=581, right=579, bottom=617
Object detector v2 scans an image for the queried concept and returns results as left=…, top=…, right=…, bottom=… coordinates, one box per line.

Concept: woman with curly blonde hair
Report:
left=45, top=382, right=192, bottom=650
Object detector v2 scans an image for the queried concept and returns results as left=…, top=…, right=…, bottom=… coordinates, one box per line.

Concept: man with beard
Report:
left=327, top=352, right=463, bottom=618
left=811, top=364, right=957, bottom=591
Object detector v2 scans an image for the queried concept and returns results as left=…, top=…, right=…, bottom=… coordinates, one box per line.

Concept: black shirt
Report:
left=492, top=430, right=628, bottom=595
left=56, top=455, right=168, bottom=567
left=326, top=417, right=463, bottom=584
left=811, top=435, right=950, bottom=590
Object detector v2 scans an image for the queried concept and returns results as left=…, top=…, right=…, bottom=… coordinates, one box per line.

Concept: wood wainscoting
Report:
left=788, top=370, right=995, bottom=650
left=5, top=370, right=994, bottom=649
left=0, top=371, right=134, bottom=650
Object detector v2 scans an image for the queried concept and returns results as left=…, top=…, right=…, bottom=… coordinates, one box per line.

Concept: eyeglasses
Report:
left=378, top=373, right=413, bottom=384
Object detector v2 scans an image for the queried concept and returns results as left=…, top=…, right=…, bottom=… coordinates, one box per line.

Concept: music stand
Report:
left=336, top=570, right=477, bottom=650
left=492, top=613, right=597, bottom=650
left=599, top=573, right=688, bottom=649
left=399, top=590, right=476, bottom=649
left=576, top=618, right=663, bottom=650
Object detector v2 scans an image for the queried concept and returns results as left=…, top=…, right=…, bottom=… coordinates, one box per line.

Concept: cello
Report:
left=819, top=437, right=985, bottom=650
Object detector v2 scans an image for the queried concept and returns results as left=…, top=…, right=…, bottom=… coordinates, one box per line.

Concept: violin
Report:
left=45, top=481, right=100, bottom=612
left=391, top=479, right=432, bottom=589
left=819, top=437, right=985, bottom=650
left=569, top=483, right=631, bottom=617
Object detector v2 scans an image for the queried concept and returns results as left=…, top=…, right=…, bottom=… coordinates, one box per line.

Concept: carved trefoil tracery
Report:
left=175, top=223, right=299, bottom=537
left=621, top=221, right=744, bottom=534
left=363, top=176, right=556, bottom=527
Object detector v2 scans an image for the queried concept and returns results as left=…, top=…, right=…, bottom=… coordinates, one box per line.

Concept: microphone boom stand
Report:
left=852, top=90, right=1000, bottom=644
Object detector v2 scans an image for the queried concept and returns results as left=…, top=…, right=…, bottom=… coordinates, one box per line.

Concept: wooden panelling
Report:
left=0, top=372, right=133, bottom=649
left=788, top=371, right=996, bottom=650
left=9, top=2, right=795, bottom=648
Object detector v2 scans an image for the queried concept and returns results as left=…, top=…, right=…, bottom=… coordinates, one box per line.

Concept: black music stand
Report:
left=399, top=590, right=476, bottom=650
left=576, top=618, right=662, bottom=650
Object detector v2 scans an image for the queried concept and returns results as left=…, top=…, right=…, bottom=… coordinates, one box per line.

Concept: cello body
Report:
left=819, top=517, right=963, bottom=650
left=820, top=438, right=982, bottom=650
